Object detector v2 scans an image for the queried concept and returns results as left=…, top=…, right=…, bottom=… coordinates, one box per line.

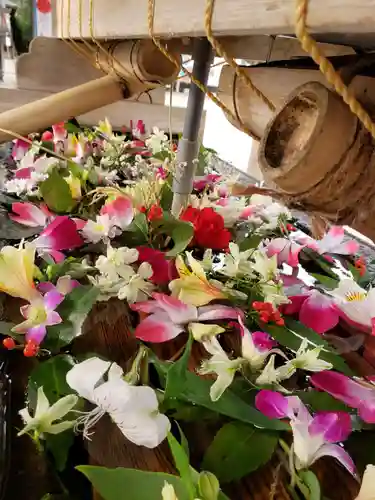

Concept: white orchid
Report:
left=289, top=338, right=333, bottom=373
left=221, top=242, right=254, bottom=278
left=261, top=281, right=290, bottom=308
left=145, top=127, right=168, bottom=154
left=255, top=355, right=292, bottom=387
left=252, top=250, right=278, bottom=281
left=18, top=386, right=78, bottom=437
left=199, top=337, right=243, bottom=401
left=162, top=482, right=179, bottom=500
left=82, top=214, right=120, bottom=243
left=66, top=357, right=170, bottom=448
left=96, top=245, right=139, bottom=281
left=117, top=262, right=155, bottom=303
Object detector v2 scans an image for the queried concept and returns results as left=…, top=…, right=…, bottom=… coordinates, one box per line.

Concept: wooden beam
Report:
left=55, top=0, right=375, bottom=40
left=0, top=87, right=201, bottom=134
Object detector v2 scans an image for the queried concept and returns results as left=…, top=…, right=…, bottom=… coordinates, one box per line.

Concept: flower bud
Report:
left=198, top=471, right=220, bottom=500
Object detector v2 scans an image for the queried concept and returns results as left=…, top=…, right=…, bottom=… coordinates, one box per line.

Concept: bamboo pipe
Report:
left=0, top=40, right=180, bottom=143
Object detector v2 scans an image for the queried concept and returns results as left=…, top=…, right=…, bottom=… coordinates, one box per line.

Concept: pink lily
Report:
left=281, top=288, right=339, bottom=334
left=256, top=390, right=355, bottom=475
left=100, top=195, right=134, bottom=230
left=34, top=216, right=84, bottom=262
left=136, top=247, right=177, bottom=285
left=39, top=275, right=79, bottom=296
left=9, top=202, right=53, bottom=227
left=52, top=122, right=67, bottom=143
left=130, top=292, right=239, bottom=343
left=12, top=290, right=64, bottom=345
left=311, top=371, right=375, bottom=424
left=292, top=226, right=359, bottom=256
left=12, top=138, right=30, bottom=161
left=266, top=238, right=304, bottom=268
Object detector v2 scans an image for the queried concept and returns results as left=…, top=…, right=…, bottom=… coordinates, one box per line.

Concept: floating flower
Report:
left=0, top=243, right=41, bottom=302
left=136, top=246, right=176, bottom=285
left=12, top=290, right=64, bottom=345
left=18, top=386, right=78, bottom=437
left=265, top=238, right=303, bottom=268
left=220, top=242, right=254, bottom=278
left=328, top=278, right=375, bottom=333
left=239, top=317, right=280, bottom=371
left=145, top=127, right=168, bottom=154
left=12, top=138, right=30, bottom=160
left=66, top=357, right=170, bottom=448
left=311, top=371, right=375, bottom=423
left=131, top=292, right=238, bottom=343
left=180, top=206, right=231, bottom=250
left=100, top=195, right=134, bottom=229
left=292, top=226, right=359, bottom=256
left=255, top=390, right=355, bottom=475
left=81, top=214, right=120, bottom=244
left=34, top=216, right=84, bottom=262
left=281, top=289, right=339, bottom=334
left=117, top=262, right=154, bottom=303
left=169, top=252, right=226, bottom=307
left=9, top=202, right=52, bottom=227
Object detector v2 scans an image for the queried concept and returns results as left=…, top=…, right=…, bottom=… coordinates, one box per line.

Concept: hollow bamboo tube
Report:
left=0, top=74, right=125, bottom=143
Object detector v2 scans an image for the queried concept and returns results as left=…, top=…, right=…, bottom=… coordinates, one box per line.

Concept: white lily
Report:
left=200, top=337, right=243, bottom=401
left=221, top=242, right=254, bottom=278
left=96, top=245, right=139, bottom=281
left=252, top=250, right=278, bottom=281
left=255, top=355, right=293, bottom=386
left=261, top=281, right=290, bottom=308
left=355, top=465, right=375, bottom=500
left=289, top=338, right=333, bottom=373
left=329, top=278, right=375, bottom=332
left=18, top=386, right=78, bottom=437
left=145, top=127, right=168, bottom=154
left=66, top=357, right=170, bottom=448
left=117, top=262, right=155, bottom=303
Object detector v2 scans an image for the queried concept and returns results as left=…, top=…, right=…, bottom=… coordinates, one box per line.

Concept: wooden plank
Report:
left=55, top=0, right=375, bottom=40
left=0, top=87, right=200, bottom=134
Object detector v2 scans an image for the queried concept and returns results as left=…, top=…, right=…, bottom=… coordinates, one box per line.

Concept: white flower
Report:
left=261, top=281, right=290, bottom=308
left=66, top=357, right=170, bottom=448
left=18, top=386, right=78, bottom=437
left=252, top=250, right=278, bottom=281
left=255, top=355, right=292, bottom=386
left=94, top=166, right=119, bottom=184
left=289, top=338, right=333, bottom=373
left=32, top=156, right=58, bottom=174
left=189, top=323, right=225, bottom=341
left=200, top=337, right=243, bottom=401
left=117, top=262, right=155, bottom=303
left=145, top=127, right=168, bottom=154
left=162, top=482, right=179, bottom=500
left=221, top=242, right=254, bottom=278
left=96, top=245, right=139, bottom=281
left=355, top=465, right=375, bottom=500
left=82, top=214, right=120, bottom=243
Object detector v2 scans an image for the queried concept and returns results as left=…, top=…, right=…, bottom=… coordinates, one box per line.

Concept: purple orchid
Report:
left=256, top=390, right=356, bottom=476
left=12, top=290, right=64, bottom=345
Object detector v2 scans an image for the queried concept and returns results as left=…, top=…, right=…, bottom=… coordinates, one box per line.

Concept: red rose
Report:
left=180, top=206, right=231, bottom=250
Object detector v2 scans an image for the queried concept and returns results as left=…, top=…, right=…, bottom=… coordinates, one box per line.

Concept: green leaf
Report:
left=167, top=433, right=196, bottom=498
left=165, top=336, right=193, bottom=398
left=297, top=390, right=349, bottom=412
left=40, top=170, right=75, bottom=213
left=202, top=422, right=278, bottom=483
left=264, top=319, right=355, bottom=376
left=166, top=220, right=194, bottom=257
left=239, top=234, right=262, bottom=251
left=310, top=273, right=338, bottom=289
left=45, top=429, right=74, bottom=471
left=44, top=286, right=99, bottom=350
left=299, top=471, right=321, bottom=500
left=28, top=354, right=75, bottom=406
left=168, top=371, right=287, bottom=431
left=78, top=466, right=190, bottom=500
left=0, top=320, right=15, bottom=336
left=160, top=182, right=174, bottom=211
left=64, top=122, right=81, bottom=134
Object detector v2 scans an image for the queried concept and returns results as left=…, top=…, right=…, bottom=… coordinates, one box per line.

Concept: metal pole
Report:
left=172, top=38, right=213, bottom=215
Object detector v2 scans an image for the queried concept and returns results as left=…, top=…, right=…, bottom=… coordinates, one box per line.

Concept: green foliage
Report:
left=299, top=471, right=321, bottom=500
left=40, top=171, right=75, bottom=213
left=203, top=422, right=278, bottom=483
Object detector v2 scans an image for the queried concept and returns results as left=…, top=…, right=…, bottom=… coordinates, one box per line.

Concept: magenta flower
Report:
left=256, top=390, right=355, bottom=475
left=292, top=226, right=359, bottom=256
left=39, top=275, right=79, bottom=296
left=34, top=216, right=84, bottom=262
left=12, top=290, right=64, bottom=345
left=9, top=202, right=53, bottom=227
left=311, top=371, right=375, bottom=424
left=130, top=292, right=239, bottom=343
left=266, top=238, right=304, bottom=267
left=281, top=289, right=339, bottom=334
left=252, top=331, right=278, bottom=351
left=100, top=195, right=134, bottom=230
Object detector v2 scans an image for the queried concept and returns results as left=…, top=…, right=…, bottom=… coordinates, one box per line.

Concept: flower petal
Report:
left=9, top=202, right=47, bottom=227
left=356, top=465, right=375, bottom=500
left=309, top=411, right=352, bottom=443
left=35, top=216, right=84, bottom=251
left=198, top=304, right=240, bottom=321
left=255, top=390, right=289, bottom=419
left=152, top=292, right=197, bottom=324
left=47, top=394, right=78, bottom=422
left=44, top=290, right=64, bottom=311
left=26, top=325, right=47, bottom=345
left=134, top=312, right=184, bottom=343
left=66, top=357, right=113, bottom=402
left=35, top=386, right=50, bottom=417
left=299, top=290, right=339, bottom=334
left=312, top=443, right=356, bottom=476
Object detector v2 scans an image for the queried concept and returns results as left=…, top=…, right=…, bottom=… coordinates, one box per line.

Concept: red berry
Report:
left=287, top=223, right=296, bottom=231
left=23, top=340, right=39, bottom=357
left=252, top=301, right=262, bottom=310
left=139, top=206, right=147, bottom=213
left=275, top=318, right=285, bottom=326
left=41, top=130, right=53, bottom=142
left=262, top=302, right=274, bottom=314
left=147, top=204, right=163, bottom=221
left=3, top=337, right=15, bottom=350
left=259, top=312, right=270, bottom=323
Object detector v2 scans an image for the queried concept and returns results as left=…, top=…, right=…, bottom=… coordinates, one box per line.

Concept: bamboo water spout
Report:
left=0, top=40, right=180, bottom=143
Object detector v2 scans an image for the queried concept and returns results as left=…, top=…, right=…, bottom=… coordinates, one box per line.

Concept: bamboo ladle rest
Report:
left=0, top=40, right=181, bottom=143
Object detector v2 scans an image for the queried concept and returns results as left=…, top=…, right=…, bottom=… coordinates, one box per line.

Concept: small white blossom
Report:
left=288, top=338, right=333, bottom=374
left=145, top=127, right=168, bottom=154
left=117, top=262, right=155, bottom=303
left=221, top=242, right=254, bottom=278
left=82, top=214, right=120, bottom=243
left=96, top=245, right=139, bottom=281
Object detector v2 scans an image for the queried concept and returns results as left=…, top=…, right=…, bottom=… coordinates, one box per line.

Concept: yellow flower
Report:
left=97, top=118, right=113, bottom=137
left=66, top=174, right=82, bottom=200
left=0, top=244, right=41, bottom=302
left=169, top=252, right=225, bottom=307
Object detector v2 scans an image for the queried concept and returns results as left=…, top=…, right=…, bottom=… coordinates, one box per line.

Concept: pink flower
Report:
left=39, top=275, right=79, bottom=296
left=256, top=390, right=355, bottom=475
left=292, top=226, right=359, bottom=256
left=193, top=174, right=221, bottom=192
left=311, top=371, right=375, bottom=424
left=266, top=238, right=303, bottom=267
left=136, top=247, right=176, bottom=285
left=100, top=195, right=134, bottom=230
left=130, top=292, right=239, bottom=343
left=9, top=202, right=53, bottom=227
left=131, top=119, right=146, bottom=139
left=281, top=289, right=339, bottom=334
left=34, top=216, right=84, bottom=262
left=252, top=331, right=278, bottom=351
left=52, top=122, right=67, bottom=143
left=12, top=290, right=64, bottom=345
left=12, top=139, right=30, bottom=161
